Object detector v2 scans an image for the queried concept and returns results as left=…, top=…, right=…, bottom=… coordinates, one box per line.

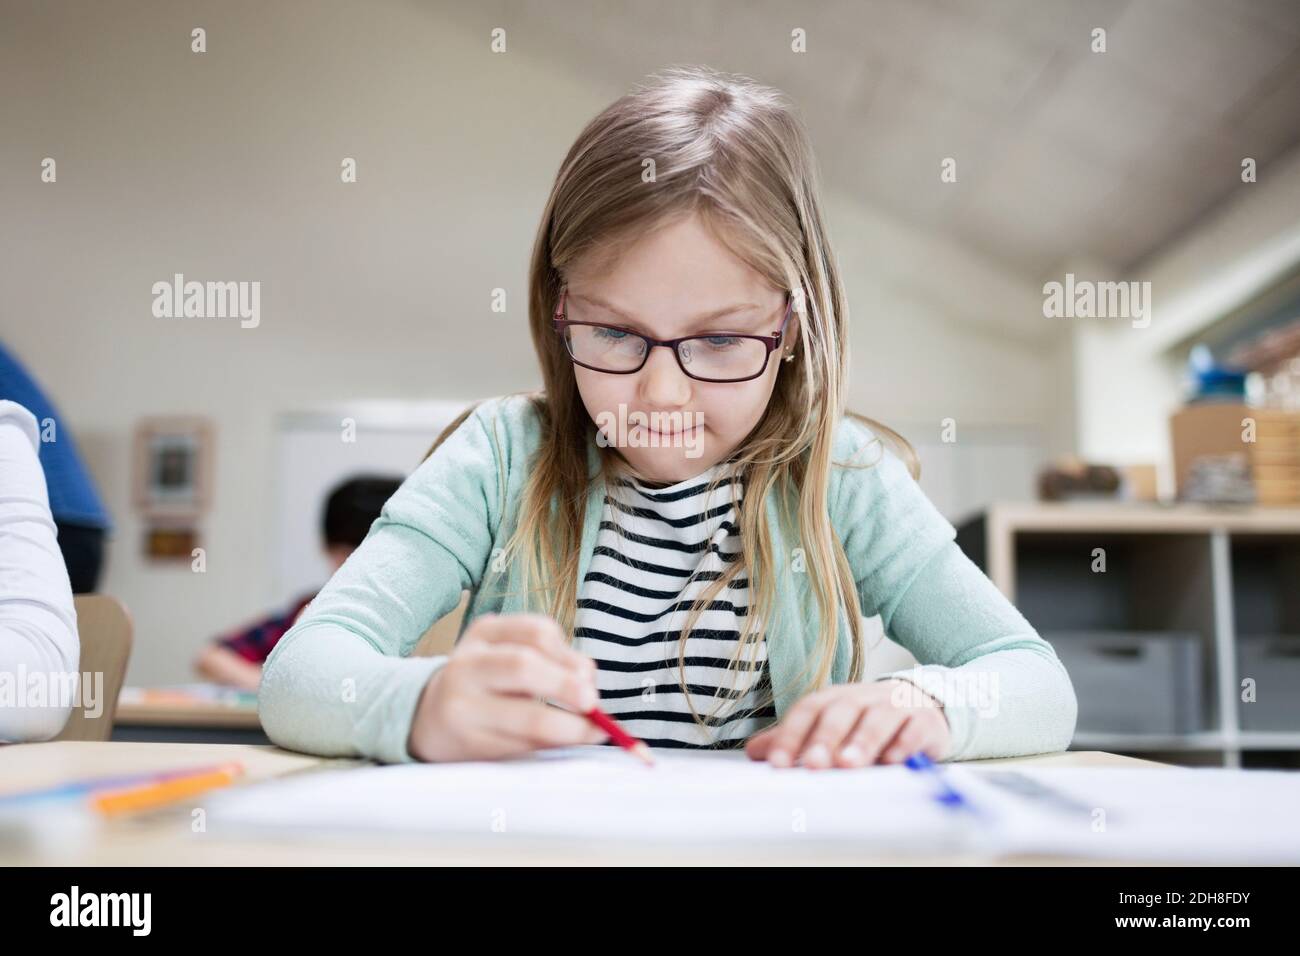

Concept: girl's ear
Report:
left=783, top=310, right=801, bottom=361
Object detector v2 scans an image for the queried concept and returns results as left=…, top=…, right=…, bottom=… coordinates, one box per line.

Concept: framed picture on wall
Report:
left=142, top=524, right=200, bottom=561
left=133, top=416, right=214, bottom=518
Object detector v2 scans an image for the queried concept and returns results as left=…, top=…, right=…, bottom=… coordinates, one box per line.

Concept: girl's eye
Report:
left=593, top=327, right=630, bottom=341
left=702, top=335, right=741, bottom=348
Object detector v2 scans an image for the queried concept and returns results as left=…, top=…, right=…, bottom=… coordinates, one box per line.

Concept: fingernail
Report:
left=769, top=749, right=791, bottom=768
left=839, top=744, right=864, bottom=764
left=804, top=743, right=830, bottom=767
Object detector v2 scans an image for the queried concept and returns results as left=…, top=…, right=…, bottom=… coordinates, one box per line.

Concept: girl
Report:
left=260, top=67, right=1077, bottom=769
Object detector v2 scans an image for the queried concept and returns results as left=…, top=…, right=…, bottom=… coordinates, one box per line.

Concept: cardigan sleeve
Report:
left=831, top=418, right=1077, bottom=761
left=259, top=399, right=509, bottom=763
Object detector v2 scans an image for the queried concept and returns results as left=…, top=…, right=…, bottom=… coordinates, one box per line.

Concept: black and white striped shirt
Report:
left=574, top=462, right=777, bottom=749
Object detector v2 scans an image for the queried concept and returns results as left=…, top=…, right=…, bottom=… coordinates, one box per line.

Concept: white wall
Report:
left=272, top=402, right=469, bottom=604
left=1, top=0, right=1057, bottom=685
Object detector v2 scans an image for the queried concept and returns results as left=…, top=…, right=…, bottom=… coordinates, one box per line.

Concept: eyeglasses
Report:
left=552, top=287, right=794, bottom=383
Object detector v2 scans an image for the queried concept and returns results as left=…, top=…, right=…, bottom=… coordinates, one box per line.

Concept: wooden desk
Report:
left=0, top=742, right=1173, bottom=866
left=111, top=692, right=268, bottom=745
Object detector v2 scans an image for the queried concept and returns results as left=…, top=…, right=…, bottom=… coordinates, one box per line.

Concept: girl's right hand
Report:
left=407, top=613, right=608, bottom=762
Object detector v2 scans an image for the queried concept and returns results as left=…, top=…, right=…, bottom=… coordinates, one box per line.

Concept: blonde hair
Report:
left=430, top=66, right=917, bottom=730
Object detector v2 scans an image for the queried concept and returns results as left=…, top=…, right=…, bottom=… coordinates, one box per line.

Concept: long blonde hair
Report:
left=430, top=66, right=917, bottom=728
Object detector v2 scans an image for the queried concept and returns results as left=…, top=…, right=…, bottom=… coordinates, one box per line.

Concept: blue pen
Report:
left=0, top=764, right=228, bottom=809
left=0, top=773, right=161, bottom=809
left=904, top=751, right=984, bottom=817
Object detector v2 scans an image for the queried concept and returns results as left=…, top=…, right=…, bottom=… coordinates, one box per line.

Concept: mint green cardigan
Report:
left=259, top=394, right=1077, bottom=764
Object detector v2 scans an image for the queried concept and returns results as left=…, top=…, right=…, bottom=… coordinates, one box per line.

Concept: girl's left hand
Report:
left=744, top=679, right=951, bottom=769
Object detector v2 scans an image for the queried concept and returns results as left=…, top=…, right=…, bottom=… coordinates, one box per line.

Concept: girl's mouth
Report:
left=640, top=423, right=700, bottom=440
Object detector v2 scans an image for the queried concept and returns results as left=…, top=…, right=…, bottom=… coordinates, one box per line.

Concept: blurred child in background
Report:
left=195, top=475, right=401, bottom=690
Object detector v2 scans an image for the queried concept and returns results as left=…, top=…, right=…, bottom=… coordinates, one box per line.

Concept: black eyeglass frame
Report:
left=551, top=287, right=795, bottom=384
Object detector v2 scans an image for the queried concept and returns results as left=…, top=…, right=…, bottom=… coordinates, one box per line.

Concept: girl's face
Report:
left=564, top=211, right=797, bottom=484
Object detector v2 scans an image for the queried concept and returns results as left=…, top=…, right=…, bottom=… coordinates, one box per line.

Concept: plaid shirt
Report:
left=217, top=593, right=316, bottom=664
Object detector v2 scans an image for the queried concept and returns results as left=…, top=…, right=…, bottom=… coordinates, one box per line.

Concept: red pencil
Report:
left=585, top=707, right=655, bottom=766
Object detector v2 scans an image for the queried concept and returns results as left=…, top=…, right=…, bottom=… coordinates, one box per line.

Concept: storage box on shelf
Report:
left=1048, top=632, right=1203, bottom=736
left=1171, top=403, right=1300, bottom=505
left=1230, top=534, right=1300, bottom=734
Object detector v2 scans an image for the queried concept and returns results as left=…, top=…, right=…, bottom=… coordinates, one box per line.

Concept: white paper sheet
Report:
left=206, top=746, right=1300, bottom=862
left=209, top=746, right=987, bottom=853
left=968, top=766, right=1300, bottom=864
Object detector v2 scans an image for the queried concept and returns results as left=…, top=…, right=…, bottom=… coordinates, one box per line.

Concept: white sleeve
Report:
left=0, top=399, right=80, bottom=742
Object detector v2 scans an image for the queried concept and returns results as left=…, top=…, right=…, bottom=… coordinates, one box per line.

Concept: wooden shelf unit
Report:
left=957, top=502, right=1300, bottom=768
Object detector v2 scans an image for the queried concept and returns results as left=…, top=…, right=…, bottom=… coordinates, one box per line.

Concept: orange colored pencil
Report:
left=91, top=762, right=244, bottom=816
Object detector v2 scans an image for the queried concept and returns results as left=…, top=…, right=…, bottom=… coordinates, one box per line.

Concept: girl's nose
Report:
left=639, top=345, right=691, bottom=407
